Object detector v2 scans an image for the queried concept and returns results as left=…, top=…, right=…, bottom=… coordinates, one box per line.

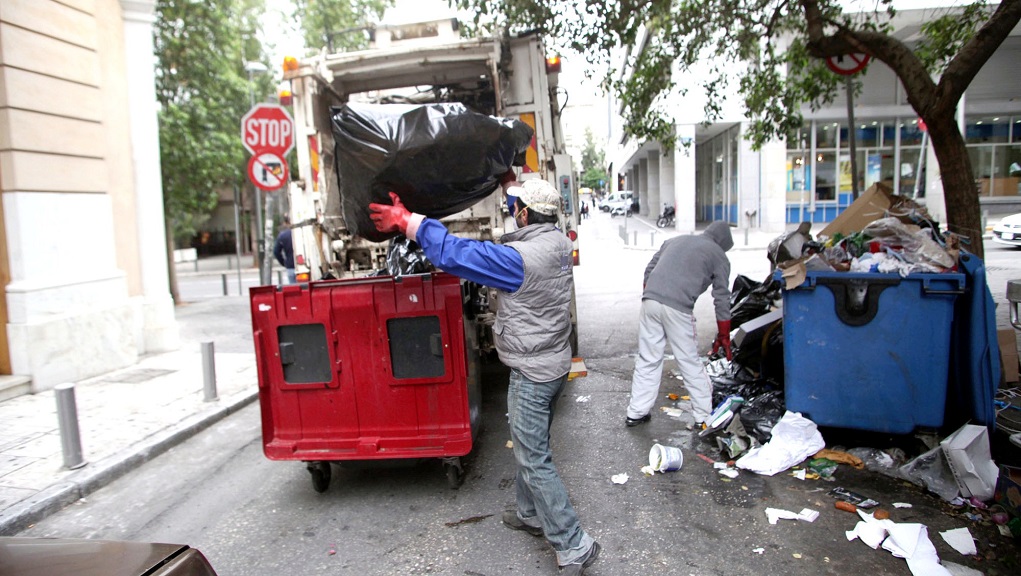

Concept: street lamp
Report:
left=244, top=61, right=268, bottom=107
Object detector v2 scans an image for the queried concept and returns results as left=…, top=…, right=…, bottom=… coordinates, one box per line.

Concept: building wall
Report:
left=0, top=0, right=176, bottom=392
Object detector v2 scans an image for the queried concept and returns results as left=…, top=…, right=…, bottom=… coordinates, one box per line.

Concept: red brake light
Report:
left=566, top=229, right=578, bottom=241
left=296, top=254, right=305, bottom=266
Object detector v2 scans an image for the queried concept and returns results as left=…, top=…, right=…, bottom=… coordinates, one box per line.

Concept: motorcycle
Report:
left=656, top=205, right=675, bottom=228
left=610, top=203, right=633, bottom=218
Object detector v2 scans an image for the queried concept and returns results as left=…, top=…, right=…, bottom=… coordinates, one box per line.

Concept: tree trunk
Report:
left=165, top=215, right=180, bottom=305
left=924, top=114, right=985, bottom=260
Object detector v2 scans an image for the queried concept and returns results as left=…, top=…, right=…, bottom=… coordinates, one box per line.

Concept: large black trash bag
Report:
left=739, top=389, right=786, bottom=444
left=730, top=273, right=781, bottom=328
left=331, top=102, right=534, bottom=242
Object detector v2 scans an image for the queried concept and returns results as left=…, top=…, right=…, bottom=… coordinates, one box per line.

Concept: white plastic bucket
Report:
left=649, top=443, right=684, bottom=472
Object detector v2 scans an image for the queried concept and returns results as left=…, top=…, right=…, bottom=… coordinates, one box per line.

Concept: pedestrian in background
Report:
left=368, top=174, right=600, bottom=575
left=273, top=216, right=295, bottom=284
left=625, top=221, right=734, bottom=430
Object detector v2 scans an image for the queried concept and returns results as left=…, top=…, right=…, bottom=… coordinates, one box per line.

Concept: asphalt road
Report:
left=17, top=214, right=1021, bottom=575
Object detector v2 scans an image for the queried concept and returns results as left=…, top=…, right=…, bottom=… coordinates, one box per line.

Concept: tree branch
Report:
left=938, top=0, right=1021, bottom=107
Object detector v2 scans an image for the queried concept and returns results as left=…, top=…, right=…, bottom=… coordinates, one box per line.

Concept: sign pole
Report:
left=254, top=185, right=265, bottom=284
left=846, top=76, right=860, bottom=200
left=233, top=181, right=243, bottom=295
left=261, top=192, right=276, bottom=286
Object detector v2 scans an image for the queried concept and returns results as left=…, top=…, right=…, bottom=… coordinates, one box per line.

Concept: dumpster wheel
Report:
left=443, top=457, right=464, bottom=489
left=308, top=461, right=332, bottom=493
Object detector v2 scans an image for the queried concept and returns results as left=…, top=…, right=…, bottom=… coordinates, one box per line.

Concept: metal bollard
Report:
left=1008, top=279, right=1021, bottom=330
left=201, top=342, right=218, bottom=401
left=650, top=231, right=656, bottom=247
left=277, top=270, right=283, bottom=286
left=632, top=231, right=638, bottom=245
left=227, top=255, right=233, bottom=270
left=55, top=384, right=87, bottom=469
left=194, top=259, right=199, bottom=272
left=221, top=273, right=228, bottom=296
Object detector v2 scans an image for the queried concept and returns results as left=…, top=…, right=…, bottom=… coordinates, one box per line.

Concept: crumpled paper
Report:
left=735, top=411, right=825, bottom=476
left=764, top=507, right=819, bottom=524
left=846, top=509, right=950, bottom=576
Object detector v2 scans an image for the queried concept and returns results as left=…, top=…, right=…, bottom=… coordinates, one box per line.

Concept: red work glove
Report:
left=368, top=192, right=411, bottom=235
left=498, top=170, right=517, bottom=186
left=711, top=320, right=732, bottom=361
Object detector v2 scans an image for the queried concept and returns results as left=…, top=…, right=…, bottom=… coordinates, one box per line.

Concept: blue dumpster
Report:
left=779, top=270, right=966, bottom=434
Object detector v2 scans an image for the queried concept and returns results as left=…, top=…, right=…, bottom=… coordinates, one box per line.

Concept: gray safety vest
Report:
left=493, top=223, right=574, bottom=382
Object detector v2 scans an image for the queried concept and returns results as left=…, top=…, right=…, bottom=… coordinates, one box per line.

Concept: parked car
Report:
left=0, top=537, right=219, bottom=575
left=602, top=191, right=634, bottom=213
left=992, top=213, right=1021, bottom=247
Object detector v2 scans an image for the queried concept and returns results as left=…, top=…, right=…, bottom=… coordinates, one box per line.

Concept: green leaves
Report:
left=155, top=0, right=268, bottom=243
left=291, top=0, right=394, bottom=54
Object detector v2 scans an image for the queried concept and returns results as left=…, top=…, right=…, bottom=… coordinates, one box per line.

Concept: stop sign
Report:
left=241, top=103, right=294, bottom=156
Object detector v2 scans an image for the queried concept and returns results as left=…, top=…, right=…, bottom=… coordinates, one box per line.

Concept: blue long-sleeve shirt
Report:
left=410, top=217, right=524, bottom=293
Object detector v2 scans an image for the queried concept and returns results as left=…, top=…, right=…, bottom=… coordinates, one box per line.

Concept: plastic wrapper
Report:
left=331, top=102, right=534, bottom=242
left=385, top=236, right=434, bottom=276
left=860, top=217, right=955, bottom=271
left=896, top=445, right=961, bottom=502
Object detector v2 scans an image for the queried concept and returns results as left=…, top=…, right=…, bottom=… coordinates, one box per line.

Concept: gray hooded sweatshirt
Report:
left=642, top=221, right=734, bottom=320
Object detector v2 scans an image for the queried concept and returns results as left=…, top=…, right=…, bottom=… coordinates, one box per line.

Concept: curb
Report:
left=0, top=389, right=259, bottom=536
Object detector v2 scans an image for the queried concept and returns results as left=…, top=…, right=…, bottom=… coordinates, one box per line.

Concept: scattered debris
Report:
left=611, top=473, right=629, bottom=484
left=765, top=507, right=818, bottom=524
left=939, top=527, right=977, bottom=556
left=575, top=395, right=591, bottom=403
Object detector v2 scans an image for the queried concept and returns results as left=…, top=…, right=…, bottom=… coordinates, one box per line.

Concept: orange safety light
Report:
left=296, top=272, right=311, bottom=283
left=278, top=89, right=293, bottom=106
left=283, top=56, right=300, bottom=72
left=572, top=249, right=580, bottom=266
left=545, top=55, right=562, bottom=74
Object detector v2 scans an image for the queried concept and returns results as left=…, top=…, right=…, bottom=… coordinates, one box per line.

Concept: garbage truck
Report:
left=250, top=18, right=580, bottom=492
left=281, top=18, right=580, bottom=352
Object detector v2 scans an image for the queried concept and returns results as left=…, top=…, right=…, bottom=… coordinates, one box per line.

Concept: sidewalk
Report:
left=0, top=255, right=260, bottom=535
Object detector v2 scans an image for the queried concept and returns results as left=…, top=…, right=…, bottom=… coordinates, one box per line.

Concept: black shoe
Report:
left=560, top=541, right=601, bottom=575
left=625, top=414, right=651, bottom=427
left=502, top=510, right=543, bottom=537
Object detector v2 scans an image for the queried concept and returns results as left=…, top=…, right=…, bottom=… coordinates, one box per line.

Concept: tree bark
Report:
left=165, top=215, right=180, bottom=305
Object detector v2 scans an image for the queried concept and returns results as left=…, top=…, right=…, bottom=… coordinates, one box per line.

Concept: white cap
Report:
left=515, top=179, right=561, bottom=216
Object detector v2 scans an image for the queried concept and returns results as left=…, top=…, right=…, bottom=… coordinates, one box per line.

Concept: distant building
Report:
left=609, top=5, right=1021, bottom=234
left=0, top=0, right=176, bottom=395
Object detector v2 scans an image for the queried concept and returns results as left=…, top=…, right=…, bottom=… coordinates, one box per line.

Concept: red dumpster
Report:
left=249, top=272, right=482, bottom=492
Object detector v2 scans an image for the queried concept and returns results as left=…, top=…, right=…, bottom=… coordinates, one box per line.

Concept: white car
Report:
left=992, top=213, right=1021, bottom=247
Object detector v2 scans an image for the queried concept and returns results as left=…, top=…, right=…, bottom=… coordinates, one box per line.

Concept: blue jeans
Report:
left=507, top=369, right=594, bottom=566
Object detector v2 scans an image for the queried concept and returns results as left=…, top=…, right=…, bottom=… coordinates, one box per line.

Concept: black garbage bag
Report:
left=331, top=102, right=534, bottom=242
left=739, top=389, right=786, bottom=444
left=730, top=273, right=781, bottom=328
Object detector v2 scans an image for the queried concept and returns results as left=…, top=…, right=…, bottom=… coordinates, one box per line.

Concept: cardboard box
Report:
left=819, top=183, right=894, bottom=238
left=998, top=329, right=1019, bottom=384
left=818, top=182, right=935, bottom=238
left=994, top=465, right=1021, bottom=518
left=733, top=309, right=783, bottom=348
left=940, top=424, right=999, bottom=500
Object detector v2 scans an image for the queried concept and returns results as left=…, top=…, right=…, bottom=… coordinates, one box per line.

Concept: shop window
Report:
left=840, top=122, right=880, bottom=148
left=966, top=117, right=1010, bottom=144
left=816, top=152, right=837, bottom=201
left=900, top=121, right=925, bottom=146
left=816, top=122, right=839, bottom=148
left=898, top=148, right=924, bottom=197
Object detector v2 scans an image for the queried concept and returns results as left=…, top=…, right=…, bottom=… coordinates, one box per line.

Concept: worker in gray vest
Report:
left=369, top=175, right=600, bottom=575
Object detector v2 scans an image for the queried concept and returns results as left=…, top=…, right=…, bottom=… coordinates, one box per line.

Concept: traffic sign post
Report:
left=826, top=53, right=871, bottom=200
left=242, top=103, right=295, bottom=285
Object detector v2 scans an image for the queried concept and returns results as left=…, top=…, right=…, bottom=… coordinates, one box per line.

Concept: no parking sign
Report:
left=247, top=151, right=289, bottom=191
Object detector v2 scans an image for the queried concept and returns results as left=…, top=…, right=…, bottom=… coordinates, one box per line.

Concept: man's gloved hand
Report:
left=711, top=320, right=732, bottom=361
left=368, top=192, right=412, bottom=235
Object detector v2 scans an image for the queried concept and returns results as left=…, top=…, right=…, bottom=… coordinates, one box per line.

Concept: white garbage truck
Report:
left=280, top=18, right=580, bottom=354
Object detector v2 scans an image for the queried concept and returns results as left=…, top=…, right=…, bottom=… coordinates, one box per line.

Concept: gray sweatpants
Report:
left=626, top=299, right=713, bottom=425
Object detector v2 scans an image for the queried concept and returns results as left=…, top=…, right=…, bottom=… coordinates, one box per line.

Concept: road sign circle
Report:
left=247, top=152, right=289, bottom=191
left=241, top=104, right=295, bottom=156
left=826, top=53, right=871, bottom=76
